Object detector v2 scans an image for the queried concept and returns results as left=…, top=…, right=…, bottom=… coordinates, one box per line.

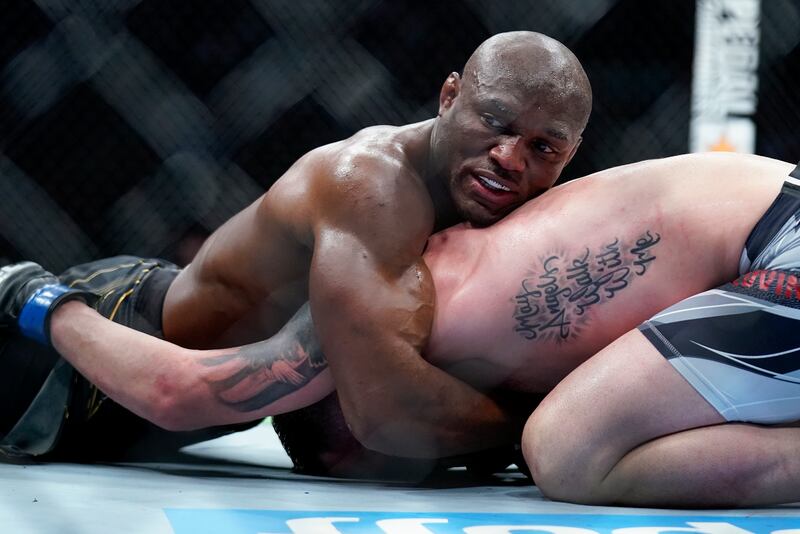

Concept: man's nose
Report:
left=490, top=136, right=526, bottom=173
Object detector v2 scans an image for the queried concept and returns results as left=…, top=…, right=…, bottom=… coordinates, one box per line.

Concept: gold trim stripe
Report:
left=67, top=261, right=142, bottom=288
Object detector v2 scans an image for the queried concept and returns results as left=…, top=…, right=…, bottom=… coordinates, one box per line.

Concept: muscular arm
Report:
left=49, top=301, right=333, bottom=431
left=308, top=162, right=516, bottom=458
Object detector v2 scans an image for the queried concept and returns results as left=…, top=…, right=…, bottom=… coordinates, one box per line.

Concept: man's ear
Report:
left=438, top=73, right=461, bottom=116
left=565, top=136, right=583, bottom=166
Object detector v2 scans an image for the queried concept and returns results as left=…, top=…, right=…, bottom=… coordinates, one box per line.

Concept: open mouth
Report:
left=477, top=175, right=511, bottom=192
left=466, top=172, right=519, bottom=218
left=471, top=172, right=515, bottom=201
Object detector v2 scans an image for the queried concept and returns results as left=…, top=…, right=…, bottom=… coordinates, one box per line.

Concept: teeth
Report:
left=478, top=175, right=510, bottom=192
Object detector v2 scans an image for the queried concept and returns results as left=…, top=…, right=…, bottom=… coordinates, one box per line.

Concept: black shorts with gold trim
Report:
left=0, top=256, right=242, bottom=462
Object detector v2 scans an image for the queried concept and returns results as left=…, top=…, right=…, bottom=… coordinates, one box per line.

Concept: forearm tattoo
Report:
left=512, top=230, right=661, bottom=342
left=196, top=304, right=327, bottom=412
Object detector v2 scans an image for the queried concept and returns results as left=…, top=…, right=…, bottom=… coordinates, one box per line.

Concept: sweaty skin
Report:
left=51, top=147, right=800, bottom=502
left=51, top=153, right=789, bottom=450
left=290, top=151, right=798, bottom=478
left=47, top=31, right=590, bottom=459
left=424, top=152, right=791, bottom=392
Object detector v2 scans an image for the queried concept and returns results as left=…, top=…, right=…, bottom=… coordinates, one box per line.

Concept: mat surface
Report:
left=2, top=424, right=799, bottom=533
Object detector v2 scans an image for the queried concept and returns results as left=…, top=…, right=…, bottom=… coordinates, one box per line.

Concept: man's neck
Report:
left=409, top=119, right=460, bottom=232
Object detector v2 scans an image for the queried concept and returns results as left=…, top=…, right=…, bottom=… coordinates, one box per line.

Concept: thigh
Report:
left=526, top=282, right=800, bottom=485
left=607, top=420, right=800, bottom=506
left=59, top=255, right=177, bottom=333
left=528, top=328, right=725, bottom=476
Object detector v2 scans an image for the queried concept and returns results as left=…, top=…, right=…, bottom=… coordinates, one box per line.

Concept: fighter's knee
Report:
left=522, top=404, right=569, bottom=500
left=521, top=403, right=608, bottom=504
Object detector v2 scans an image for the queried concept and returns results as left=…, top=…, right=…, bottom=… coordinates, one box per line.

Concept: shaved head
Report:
left=430, top=31, right=592, bottom=226
left=463, top=31, right=592, bottom=131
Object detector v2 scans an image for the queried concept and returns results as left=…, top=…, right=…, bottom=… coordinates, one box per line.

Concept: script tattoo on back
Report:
left=512, top=230, right=661, bottom=342
left=196, top=303, right=327, bottom=412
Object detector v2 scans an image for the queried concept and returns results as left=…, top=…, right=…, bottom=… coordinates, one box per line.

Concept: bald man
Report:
left=0, top=32, right=590, bottom=462
left=24, top=152, right=800, bottom=509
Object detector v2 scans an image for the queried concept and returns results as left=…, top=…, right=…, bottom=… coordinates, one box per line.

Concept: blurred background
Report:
left=1, top=0, right=798, bottom=271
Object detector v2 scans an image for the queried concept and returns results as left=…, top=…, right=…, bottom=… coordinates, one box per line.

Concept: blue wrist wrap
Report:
left=17, top=284, right=74, bottom=345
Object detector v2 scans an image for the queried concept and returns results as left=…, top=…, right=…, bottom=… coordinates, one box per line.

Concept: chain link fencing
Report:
left=1, top=0, right=798, bottom=271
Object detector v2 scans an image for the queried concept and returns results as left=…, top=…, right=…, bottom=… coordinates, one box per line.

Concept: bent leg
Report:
left=523, top=329, right=800, bottom=507
left=603, top=420, right=800, bottom=507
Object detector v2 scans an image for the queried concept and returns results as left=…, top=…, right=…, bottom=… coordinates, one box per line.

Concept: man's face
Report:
left=435, top=73, right=583, bottom=227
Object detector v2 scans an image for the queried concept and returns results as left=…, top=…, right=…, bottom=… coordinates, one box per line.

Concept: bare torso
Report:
left=424, top=152, right=795, bottom=393
left=161, top=121, right=436, bottom=349
left=162, top=148, right=794, bottom=405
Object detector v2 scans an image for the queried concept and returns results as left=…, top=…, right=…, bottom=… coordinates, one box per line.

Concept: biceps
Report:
left=309, top=235, right=435, bottom=352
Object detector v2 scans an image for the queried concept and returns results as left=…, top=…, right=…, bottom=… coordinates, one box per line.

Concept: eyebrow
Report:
left=485, top=98, right=571, bottom=142
left=486, top=98, right=513, bottom=116
left=545, top=128, right=568, bottom=141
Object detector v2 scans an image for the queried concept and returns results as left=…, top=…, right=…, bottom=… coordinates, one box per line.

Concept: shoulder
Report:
left=312, top=127, right=435, bottom=235
left=325, top=126, right=418, bottom=188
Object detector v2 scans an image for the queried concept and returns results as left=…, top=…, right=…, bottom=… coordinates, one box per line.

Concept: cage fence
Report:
left=1, top=0, right=798, bottom=271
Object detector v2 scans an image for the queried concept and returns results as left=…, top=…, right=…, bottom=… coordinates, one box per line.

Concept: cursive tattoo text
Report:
left=513, top=231, right=661, bottom=342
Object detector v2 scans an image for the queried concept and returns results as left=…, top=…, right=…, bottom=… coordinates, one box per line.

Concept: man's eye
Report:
left=481, top=114, right=504, bottom=129
left=533, top=141, right=555, bottom=154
